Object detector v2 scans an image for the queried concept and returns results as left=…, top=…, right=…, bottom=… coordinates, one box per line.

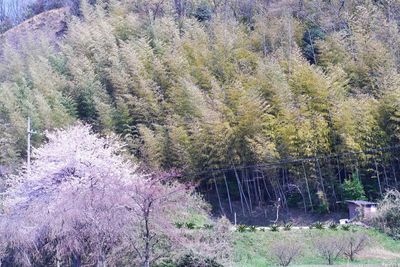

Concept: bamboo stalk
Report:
left=223, top=172, right=233, bottom=213
left=374, top=158, right=383, bottom=196
left=302, top=161, right=313, bottom=211
left=212, top=174, right=224, bottom=215
left=233, top=165, right=250, bottom=214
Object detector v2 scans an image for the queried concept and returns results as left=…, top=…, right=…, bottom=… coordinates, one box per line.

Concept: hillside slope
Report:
left=0, top=7, right=68, bottom=52
left=0, top=1, right=399, bottom=203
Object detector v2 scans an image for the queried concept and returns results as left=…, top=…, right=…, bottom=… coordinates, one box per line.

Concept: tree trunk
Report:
left=97, top=253, right=107, bottom=267
left=382, top=163, right=389, bottom=188
left=142, top=202, right=153, bottom=267
left=71, top=254, right=81, bottom=267
left=392, top=160, right=398, bottom=189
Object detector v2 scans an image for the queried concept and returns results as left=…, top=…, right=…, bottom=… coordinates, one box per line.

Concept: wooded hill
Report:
left=0, top=0, right=399, bottom=181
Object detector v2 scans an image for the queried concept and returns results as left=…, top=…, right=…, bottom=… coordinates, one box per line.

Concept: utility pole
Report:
left=27, top=117, right=36, bottom=177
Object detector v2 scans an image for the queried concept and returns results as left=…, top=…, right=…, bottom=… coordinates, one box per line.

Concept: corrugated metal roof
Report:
left=345, top=200, right=377, bottom=206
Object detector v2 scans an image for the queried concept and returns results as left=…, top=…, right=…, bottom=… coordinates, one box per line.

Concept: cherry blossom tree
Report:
left=0, top=124, right=230, bottom=266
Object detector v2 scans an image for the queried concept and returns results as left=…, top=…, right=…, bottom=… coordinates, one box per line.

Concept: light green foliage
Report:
left=0, top=0, right=399, bottom=177
left=342, top=173, right=367, bottom=201
left=0, top=39, right=74, bottom=167
left=233, top=227, right=400, bottom=266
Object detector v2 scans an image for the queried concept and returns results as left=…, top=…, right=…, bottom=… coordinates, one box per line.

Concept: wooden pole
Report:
left=27, top=117, right=31, bottom=177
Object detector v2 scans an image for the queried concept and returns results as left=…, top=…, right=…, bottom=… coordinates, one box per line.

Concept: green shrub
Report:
left=341, top=224, right=351, bottom=231
left=237, top=224, right=247, bottom=232
left=342, top=173, right=367, bottom=201
left=248, top=226, right=257, bottom=232
left=203, top=224, right=214, bottom=230
left=270, top=224, right=279, bottom=232
left=314, top=221, right=324, bottom=230
left=175, top=253, right=223, bottom=267
left=185, top=222, right=196, bottom=229
left=175, top=222, right=184, bottom=229
left=316, top=191, right=330, bottom=214
left=329, top=222, right=338, bottom=230
left=287, top=193, right=303, bottom=208
left=283, top=222, right=292, bottom=231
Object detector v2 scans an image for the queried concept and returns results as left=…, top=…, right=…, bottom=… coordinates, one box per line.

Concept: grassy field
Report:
left=233, top=226, right=400, bottom=266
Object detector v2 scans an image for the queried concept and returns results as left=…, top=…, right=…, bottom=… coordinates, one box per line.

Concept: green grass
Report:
left=233, top=226, right=400, bottom=266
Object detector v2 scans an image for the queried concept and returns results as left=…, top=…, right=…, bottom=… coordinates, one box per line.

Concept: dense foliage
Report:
left=342, top=173, right=367, bottom=201
left=2, top=2, right=400, bottom=265
left=1, top=0, right=400, bottom=177
left=374, top=190, right=400, bottom=240
left=0, top=124, right=232, bottom=266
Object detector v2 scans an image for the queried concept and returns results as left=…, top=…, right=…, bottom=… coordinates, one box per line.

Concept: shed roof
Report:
left=345, top=200, right=377, bottom=206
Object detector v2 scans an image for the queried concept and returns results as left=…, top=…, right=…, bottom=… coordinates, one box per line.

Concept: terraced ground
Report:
left=233, top=226, right=400, bottom=266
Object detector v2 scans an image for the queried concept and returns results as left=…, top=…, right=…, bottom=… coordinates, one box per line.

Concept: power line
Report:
left=193, top=144, right=400, bottom=177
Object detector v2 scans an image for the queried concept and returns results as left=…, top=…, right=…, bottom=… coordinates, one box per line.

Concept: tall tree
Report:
left=0, top=124, right=230, bottom=266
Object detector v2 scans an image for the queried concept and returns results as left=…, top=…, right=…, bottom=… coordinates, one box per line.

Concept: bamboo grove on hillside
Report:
left=1, top=0, right=400, bottom=205
left=199, top=145, right=400, bottom=217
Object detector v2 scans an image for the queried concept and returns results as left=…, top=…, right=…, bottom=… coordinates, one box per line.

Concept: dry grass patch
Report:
left=359, top=247, right=400, bottom=260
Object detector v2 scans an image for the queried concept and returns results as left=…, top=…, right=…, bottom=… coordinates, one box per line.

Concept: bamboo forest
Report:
left=0, top=0, right=400, bottom=266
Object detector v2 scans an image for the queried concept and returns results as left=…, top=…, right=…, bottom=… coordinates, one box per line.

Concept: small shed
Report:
left=345, top=200, right=377, bottom=220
